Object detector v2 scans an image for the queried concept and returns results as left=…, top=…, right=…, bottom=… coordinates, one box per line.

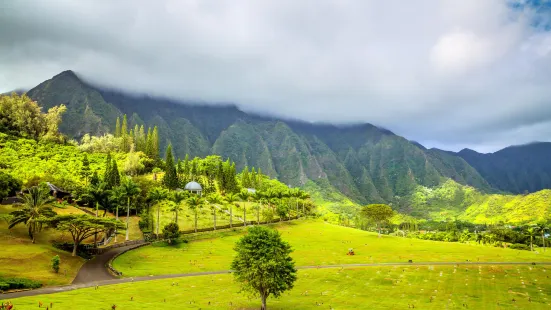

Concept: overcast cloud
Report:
left=1, top=0, right=551, bottom=152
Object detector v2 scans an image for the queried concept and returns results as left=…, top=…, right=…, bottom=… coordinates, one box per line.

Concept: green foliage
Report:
left=360, top=204, right=394, bottom=235
left=162, top=222, right=180, bottom=243
left=162, top=144, right=178, bottom=189
left=51, top=255, right=60, bottom=273
left=231, top=226, right=297, bottom=309
left=0, top=276, right=42, bottom=292
left=45, top=214, right=125, bottom=256
left=9, top=185, right=57, bottom=243
left=0, top=93, right=66, bottom=142
left=0, top=171, right=21, bottom=200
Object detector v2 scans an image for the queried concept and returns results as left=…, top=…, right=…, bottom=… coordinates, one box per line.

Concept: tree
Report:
left=46, top=214, right=125, bottom=256
left=0, top=172, right=22, bottom=201
left=120, top=177, right=141, bottom=241
left=537, top=222, right=548, bottom=252
left=124, top=150, right=143, bottom=176
left=103, top=153, right=112, bottom=185
left=115, top=117, right=121, bottom=137
left=526, top=227, right=537, bottom=252
left=9, top=186, right=56, bottom=243
left=148, top=187, right=168, bottom=237
left=169, top=190, right=187, bottom=224
left=152, top=126, right=159, bottom=160
left=51, top=255, right=60, bottom=273
left=360, top=204, right=394, bottom=237
left=225, top=193, right=239, bottom=228
left=108, top=159, right=121, bottom=188
left=162, top=144, right=179, bottom=189
left=187, top=195, right=205, bottom=233
left=90, top=171, right=100, bottom=186
left=207, top=193, right=224, bottom=230
left=145, top=127, right=153, bottom=158
left=83, top=182, right=111, bottom=247
left=231, top=226, right=297, bottom=310
left=163, top=222, right=180, bottom=244
left=238, top=189, right=251, bottom=226
left=80, top=154, right=92, bottom=185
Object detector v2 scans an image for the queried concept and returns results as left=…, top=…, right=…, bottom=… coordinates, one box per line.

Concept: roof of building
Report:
left=184, top=181, right=203, bottom=191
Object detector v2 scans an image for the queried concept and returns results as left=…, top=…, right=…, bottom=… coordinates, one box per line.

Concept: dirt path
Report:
left=4, top=261, right=551, bottom=299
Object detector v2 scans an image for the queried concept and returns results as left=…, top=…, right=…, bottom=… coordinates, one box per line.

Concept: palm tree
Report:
left=207, top=193, right=224, bottom=230
left=225, top=193, right=239, bottom=228
left=169, top=190, right=187, bottom=225
left=238, top=189, right=251, bottom=226
left=9, top=186, right=56, bottom=243
left=109, top=185, right=126, bottom=242
left=148, top=187, right=168, bottom=238
left=537, top=223, right=548, bottom=252
left=120, top=177, right=141, bottom=241
left=83, top=182, right=111, bottom=247
left=299, top=190, right=311, bottom=216
left=526, top=227, right=537, bottom=252
left=187, top=195, right=205, bottom=233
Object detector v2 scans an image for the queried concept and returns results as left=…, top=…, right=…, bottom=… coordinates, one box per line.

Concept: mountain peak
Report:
left=53, top=70, right=80, bottom=81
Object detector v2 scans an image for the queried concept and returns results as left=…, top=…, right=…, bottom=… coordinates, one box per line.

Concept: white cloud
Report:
left=0, top=0, right=550, bottom=152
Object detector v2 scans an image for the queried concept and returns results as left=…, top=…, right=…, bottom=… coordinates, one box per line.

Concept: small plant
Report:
left=51, top=255, right=60, bottom=273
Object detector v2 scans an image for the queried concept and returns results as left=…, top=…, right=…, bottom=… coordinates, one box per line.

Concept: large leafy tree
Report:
left=83, top=182, right=111, bottom=247
left=120, top=177, right=141, bottom=241
left=45, top=214, right=125, bottom=256
left=0, top=171, right=21, bottom=201
left=231, top=226, right=297, bottom=310
left=360, top=204, right=394, bottom=237
left=9, top=186, right=56, bottom=243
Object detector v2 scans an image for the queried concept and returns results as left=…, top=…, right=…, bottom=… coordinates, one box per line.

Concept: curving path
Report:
left=3, top=261, right=551, bottom=299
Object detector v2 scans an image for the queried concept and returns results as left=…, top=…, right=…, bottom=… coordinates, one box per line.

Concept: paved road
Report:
left=3, top=261, right=551, bottom=299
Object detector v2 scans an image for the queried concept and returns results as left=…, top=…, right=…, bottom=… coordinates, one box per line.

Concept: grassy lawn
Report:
left=6, top=265, right=551, bottom=309
left=113, top=220, right=551, bottom=277
left=0, top=205, right=86, bottom=286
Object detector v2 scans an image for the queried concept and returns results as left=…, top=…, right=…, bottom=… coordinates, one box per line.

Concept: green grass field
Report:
left=6, top=265, right=551, bottom=309
left=0, top=205, right=85, bottom=285
left=113, top=220, right=551, bottom=277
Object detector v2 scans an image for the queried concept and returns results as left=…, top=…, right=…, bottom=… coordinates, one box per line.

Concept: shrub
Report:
left=509, top=243, right=531, bottom=251
left=163, top=222, right=180, bottom=244
left=0, top=277, right=42, bottom=292
left=51, top=255, right=60, bottom=273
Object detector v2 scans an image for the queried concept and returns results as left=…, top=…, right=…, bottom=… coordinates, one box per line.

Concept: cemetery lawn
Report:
left=0, top=205, right=85, bottom=286
left=7, top=265, right=551, bottom=309
left=113, top=220, right=551, bottom=277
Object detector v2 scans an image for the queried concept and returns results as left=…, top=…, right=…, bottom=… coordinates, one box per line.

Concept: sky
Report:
left=1, top=0, right=551, bottom=153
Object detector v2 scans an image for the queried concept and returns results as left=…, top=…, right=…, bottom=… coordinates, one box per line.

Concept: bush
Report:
left=0, top=277, right=42, bottom=292
left=138, top=210, right=153, bottom=233
left=509, top=243, right=531, bottom=251
left=51, top=255, right=60, bottom=273
left=163, top=222, right=180, bottom=244
left=52, top=242, right=92, bottom=259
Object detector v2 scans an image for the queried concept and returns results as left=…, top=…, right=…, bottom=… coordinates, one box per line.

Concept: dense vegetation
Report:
left=26, top=70, right=507, bottom=206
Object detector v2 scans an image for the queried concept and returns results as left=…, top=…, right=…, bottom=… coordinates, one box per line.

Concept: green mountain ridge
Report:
left=22, top=70, right=550, bottom=208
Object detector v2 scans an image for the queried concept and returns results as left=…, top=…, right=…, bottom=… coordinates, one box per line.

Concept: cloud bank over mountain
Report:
left=1, top=0, right=550, bottom=152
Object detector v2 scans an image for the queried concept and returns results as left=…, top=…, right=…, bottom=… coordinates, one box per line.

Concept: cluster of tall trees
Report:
left=0, top=93, right=66, bottom=142
left=114, top=115, right=159, bottom=159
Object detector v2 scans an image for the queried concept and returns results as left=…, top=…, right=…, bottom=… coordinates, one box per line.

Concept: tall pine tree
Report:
left=241, top=166, right=251, bottom=188
left=80, top=154, right=91, bottom=185
left=145, top=127, right=153, bottom=158
left=121, top=115, right=129, bottom=152
left=115, top=117, right=121, bottom=137
left=104, top=153, right=112, bottom=183
left=109, top=159, right=121, bottom=187
left=162, top=144, right=179, bottom=189
left=152, top=126, right=159, bottom=160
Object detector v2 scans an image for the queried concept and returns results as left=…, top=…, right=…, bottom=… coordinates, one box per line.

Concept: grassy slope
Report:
left=7, top=265, right=551, bottom=309
left=0, top=205, right=85, bottom=286
left=114, top=220, right=551, bottom=277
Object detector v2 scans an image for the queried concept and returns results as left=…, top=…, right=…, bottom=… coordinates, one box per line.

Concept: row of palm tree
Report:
left=147, top=187, right=314, bottom=236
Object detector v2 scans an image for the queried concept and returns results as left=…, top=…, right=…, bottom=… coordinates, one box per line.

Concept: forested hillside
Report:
left=24, top=70, right=500, bottom=205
